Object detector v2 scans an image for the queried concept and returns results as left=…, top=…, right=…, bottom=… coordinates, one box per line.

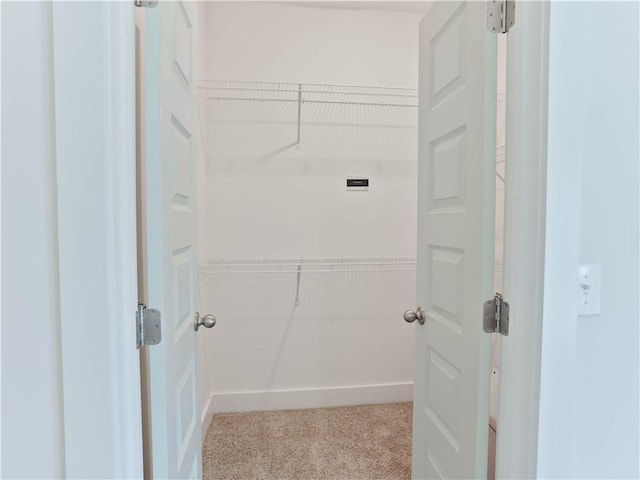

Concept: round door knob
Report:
left=194, top=312, right=216, bottom=331
left=403, top=307, right=425, bottom=325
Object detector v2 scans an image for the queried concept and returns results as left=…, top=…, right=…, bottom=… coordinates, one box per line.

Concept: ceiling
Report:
left=272, top=1, right=432, bottom=14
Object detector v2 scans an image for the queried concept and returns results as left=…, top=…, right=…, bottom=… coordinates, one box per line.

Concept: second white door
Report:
left=144, top=2, right=203, bottom=478
left=411, top=2, right=497, bottom=478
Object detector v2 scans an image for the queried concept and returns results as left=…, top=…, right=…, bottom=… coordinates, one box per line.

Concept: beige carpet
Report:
left=202, top=402, right=413, bottom=480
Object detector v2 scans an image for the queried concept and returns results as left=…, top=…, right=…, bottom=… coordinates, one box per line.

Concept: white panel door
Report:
left=411, top=2, right=496, bottom=478
left=145, top=2, right=202, bottom=478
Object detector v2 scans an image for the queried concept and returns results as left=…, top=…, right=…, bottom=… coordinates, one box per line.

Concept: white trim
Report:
left=534, top=4, right=594, bottom=476
left=52, top=3, right=142, bottom=478
left=210, top=382, right=413, bottom=414
left=107, top=3, right=144, bottom=478
left=496, top=3, right=550, bottom=479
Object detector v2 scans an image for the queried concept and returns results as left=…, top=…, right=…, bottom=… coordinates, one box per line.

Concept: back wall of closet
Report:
left=195, top=2, right=423, bottom=421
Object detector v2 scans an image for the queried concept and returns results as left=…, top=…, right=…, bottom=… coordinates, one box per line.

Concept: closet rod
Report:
left=207, top=97, right=418, bottom=108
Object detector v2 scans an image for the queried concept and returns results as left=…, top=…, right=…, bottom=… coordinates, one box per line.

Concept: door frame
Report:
left=495, top=3, right=550, bottom=479
left=51, top=2, right=142, bottom=477
left=53, top=2, right=550, bottom=478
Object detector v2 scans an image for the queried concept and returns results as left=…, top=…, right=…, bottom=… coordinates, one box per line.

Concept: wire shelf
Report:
left=199, top=257, right=417, bottom=275
left=200, top=80, right=419, bottom=108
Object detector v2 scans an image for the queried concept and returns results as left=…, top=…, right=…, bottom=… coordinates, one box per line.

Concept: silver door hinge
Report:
left=134, top=0, right=158, bottom=7
left=136, top=303, right=162, bottom=348
left=483, top=293, right=509, bottom=336
left=487, top=0, right=515, bottom=34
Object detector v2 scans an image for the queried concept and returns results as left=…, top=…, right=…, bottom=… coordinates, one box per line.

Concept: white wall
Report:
left=571, top=2, right=639, bottom=476
left=196, top=2, right=422, bottom=414
left=198, top=2, right=421, bottom=262
left=1, top=3, right=65, bottom=477
left=538, top=2, right=639, bottom=478
left=198, top=267, right=416, bottom=412
left=200, top=2, right=422, bottom=88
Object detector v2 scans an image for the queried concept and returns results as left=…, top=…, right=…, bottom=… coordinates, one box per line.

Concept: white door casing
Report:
left=26, top=1, right=549, bottom=477
left=412, top=2, right=496, bottom=478
left=144, top=2, right=202, bottom=478
left=496, top=4, right=550, bottom=478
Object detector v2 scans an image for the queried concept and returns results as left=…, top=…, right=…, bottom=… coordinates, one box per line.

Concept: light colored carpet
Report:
left=202, top=402, right=413, bottom=480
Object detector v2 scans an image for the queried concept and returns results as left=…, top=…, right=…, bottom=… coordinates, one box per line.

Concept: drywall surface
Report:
left=199, top=2, right=421, bottom=88
left=539, top=2, right=639, bottom=478
left=198, top=268, right=416, bottom=412
left=196, top=2, right=421, bottom=412
left=1, top=2, right=65, bottom=477
left=198, top=2, right=421, bottom=262
left=571, top=2, right=639, bottom=477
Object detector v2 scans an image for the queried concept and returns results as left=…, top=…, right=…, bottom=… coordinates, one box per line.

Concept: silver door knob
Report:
left=403, top=307, right=425, bottom=325
left=194, top=312, right=216, bottom=331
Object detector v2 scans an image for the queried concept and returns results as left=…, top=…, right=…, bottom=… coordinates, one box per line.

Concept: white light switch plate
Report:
left=577, top=263, right=601, bottom=316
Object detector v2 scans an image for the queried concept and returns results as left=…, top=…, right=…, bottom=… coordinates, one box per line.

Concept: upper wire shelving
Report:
left=200, top=80, right=418, bottom=108
left=200, top=80, right=419, bottom=145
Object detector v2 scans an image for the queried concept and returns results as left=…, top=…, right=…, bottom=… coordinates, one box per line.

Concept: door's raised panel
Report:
left=429, top=247, right=464, bottom=327
left=170, top=114, right=193, bottom=209
left=175, top=356, right=197, bottom=471
left=426, top=447, right=450, bottom=480
left=172, top=246, right=193, bottom=334
left=425, top=348, right=461, bottom=450
left=425, top=404, right=459, bottom=454
left=429, top=127, right=466, bottom=212
left=173, top=1, right=192, bottom=87
left=430, top=3, right=466, bottom=107
left=424, top=406, right=459, bottom=477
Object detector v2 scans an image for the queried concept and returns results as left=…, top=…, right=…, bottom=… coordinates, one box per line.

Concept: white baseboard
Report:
left=209, top=382, right=413, bottom=414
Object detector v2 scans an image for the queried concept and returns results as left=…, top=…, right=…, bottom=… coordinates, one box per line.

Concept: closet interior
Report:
left=192, top=1, right=505, bottom=473
left=195, top=2, right=422, bottom=417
